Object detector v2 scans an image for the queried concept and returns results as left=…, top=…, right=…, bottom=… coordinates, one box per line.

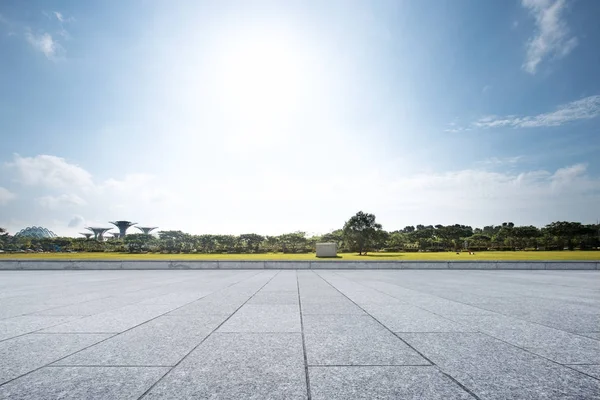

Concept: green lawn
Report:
left=1, top=251, right=599, bottom=261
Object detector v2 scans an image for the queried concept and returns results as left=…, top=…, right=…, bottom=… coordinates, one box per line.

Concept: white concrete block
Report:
left=316, top=243, right=337, bottom=258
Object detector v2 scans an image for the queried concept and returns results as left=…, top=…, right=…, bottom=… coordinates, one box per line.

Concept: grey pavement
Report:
left=0, top=269, right=598, bottom=399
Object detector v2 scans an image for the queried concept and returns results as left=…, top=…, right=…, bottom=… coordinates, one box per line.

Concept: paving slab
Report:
left=55, top=315, right=226, bottom=366
left=41, top=304, right=175, bottom=333
left=401, top=332, right=600, bottom=399
left=0, top=316, right=79, bottom=341
left=446, top=314, right=600, bottom=364
left=0, top=269, right=599, bottom=399
left=0, top=366, right=168, bottom=400
left=300, top=301, right=366, bottom=315
left=143, top=333, right=307, bottom=400
left=305, top=332, right=429, bottom=366
left=218, top=304, right=301, bottom=332
left=568, top=364, right=600, bottom=379
left=0, top=333, right=111, bottom=384
left=309, top=366, right=473, bottom=400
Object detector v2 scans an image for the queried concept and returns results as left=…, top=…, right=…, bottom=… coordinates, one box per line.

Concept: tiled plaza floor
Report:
left=0, top=269, right=598, bottom=399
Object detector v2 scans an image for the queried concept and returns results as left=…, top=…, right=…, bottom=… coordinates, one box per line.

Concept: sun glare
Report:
left=214, top=31, right=312, bottom=123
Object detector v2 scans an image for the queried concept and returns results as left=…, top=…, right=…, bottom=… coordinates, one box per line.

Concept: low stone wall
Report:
left=0, top=260, right=598, bottom=270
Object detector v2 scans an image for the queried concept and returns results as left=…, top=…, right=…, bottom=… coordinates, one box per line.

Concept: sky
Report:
left=1, top=0, right=599, bottom=237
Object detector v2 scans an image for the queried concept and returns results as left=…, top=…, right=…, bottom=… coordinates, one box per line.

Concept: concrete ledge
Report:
left=0, top=260, right=598, bottom=270
left=448, top=261, right=495, bottom=269
left=496, top=262, right=545, bottom=270
left=217, top=261, right=265, bottom=269
left=169, top=261, right=218, bottom=269
left=544, top=262, right=597, bottom=270
left=264, top=261, right=310, bottom=269
left=71, top=261, right=123, bottom=270
left=402, top=262, right=449, bottom=269
left=310, top=261, right=357, bottom=269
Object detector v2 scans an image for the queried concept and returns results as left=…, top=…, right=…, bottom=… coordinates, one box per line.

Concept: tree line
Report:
left=1, top=213, right=599, bottom=254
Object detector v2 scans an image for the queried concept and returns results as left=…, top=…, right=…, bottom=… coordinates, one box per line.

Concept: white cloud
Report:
left=522, top=0, right=577, bottom=74
left=0, top=187, right=16, bottom=205
left=54, top=11, right=64, bottom=23
left=463, top=95, right=600, bottom=130
left=6, top=154, right=94, bottom=189
left=37, top=194, right=86, bottom=209
left=479, top=156, right=525, bottom=166
left=25, top=30, right=61, bottom=59
left=68, top=215, right=85, bottom=228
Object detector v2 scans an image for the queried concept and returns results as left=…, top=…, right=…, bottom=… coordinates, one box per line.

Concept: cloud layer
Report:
left=450, top=95, right=600, bottom=131
left=522, top=0, right=577, bottom=74
left=1, top=153, right=599, bottom=236
left=6, top=154, right=94, bottom=189
left=0, top=187, right=16, bottom=205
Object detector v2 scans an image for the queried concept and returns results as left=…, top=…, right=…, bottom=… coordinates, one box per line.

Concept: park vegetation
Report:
left=1, top=214, right=599, bottom=255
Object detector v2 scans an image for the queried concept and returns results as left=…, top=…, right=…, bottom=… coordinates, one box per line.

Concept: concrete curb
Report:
left=0, top=259, right=598, bottom=270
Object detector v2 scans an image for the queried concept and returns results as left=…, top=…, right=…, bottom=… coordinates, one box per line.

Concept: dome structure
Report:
left=15, top=226, right=57, bottom=238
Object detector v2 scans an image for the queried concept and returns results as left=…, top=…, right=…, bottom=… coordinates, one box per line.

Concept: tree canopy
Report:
left=342, top=211, right=383, bottom=255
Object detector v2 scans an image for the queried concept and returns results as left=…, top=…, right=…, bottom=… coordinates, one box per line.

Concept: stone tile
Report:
left=143, top=333, right=307, bottom=399
left=55, top=315, right=226, bottom=366
left=0, top=316, right=79, bottom=341
left=31, top=297, right=141, bottom=316
left=248, top=292, right=299, bottom=305
left=302, top=315, right=387, bottom=335
left=0, top=366, right=168, bottom=400
left=447, top=314, right=600, bottom=364
left=401, top=332, right=600, bottom=399
left=218, top=304, right=301, bottom=332
left=365, top=306, right=473, bottom=332
left=138, top=292, right=208, bottom=306
left=300, top=301, right=365, bottom=315
left=305, top=331, right=429, bottom=366
left=568, top=364, right=600, bottom=380
left=581, top=332, right=600, bottom=340
left=309, top=366, right=473, bottom=400
left=41, top=305, right=175, bottom=333
left=167, top=296, right=246, bottom=316
left=299, top=294, right=348, bottom=303
left=0, top=333, right=111, bottom=384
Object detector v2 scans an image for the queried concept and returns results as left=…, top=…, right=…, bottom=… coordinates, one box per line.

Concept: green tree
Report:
left=544, top=221, right=587, bottom=250
left=278, top=232, right=308, bottom=253
left=239, top=234, right=265, bottom=253
left=124, top=234, right=156, bottom=253
left=343, top=211, right=382, bottom=255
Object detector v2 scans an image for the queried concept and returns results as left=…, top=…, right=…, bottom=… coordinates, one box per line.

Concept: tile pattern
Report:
left=0, top=269, right=598, bottom=399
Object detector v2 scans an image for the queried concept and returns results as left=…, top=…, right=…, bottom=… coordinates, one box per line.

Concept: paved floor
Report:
left=0, top=270, right=599, bottom=399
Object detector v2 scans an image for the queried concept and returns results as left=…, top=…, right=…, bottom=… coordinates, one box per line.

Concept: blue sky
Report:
left=1, top=0, right=599, bottom=236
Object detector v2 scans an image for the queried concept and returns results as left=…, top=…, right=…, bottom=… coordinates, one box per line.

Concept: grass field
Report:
left=1, top=251, right=599, bottom=261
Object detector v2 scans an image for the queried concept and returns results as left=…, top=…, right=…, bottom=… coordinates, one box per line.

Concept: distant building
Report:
left=109, top=221, right=137, bottom=238
left=86, top=227, right=112, bottom=241
left=136, top=226, right=158, bottom=235
left=15, top=226, right=57, bottom=239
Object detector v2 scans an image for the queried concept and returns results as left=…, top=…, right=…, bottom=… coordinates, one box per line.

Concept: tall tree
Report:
left=343, top=211, right=382, bottom=255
